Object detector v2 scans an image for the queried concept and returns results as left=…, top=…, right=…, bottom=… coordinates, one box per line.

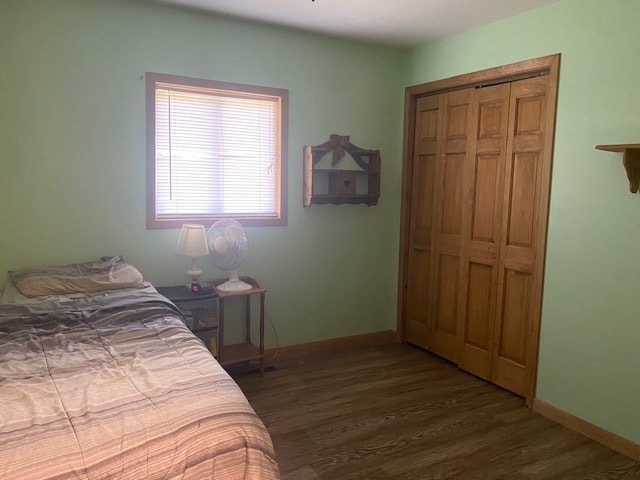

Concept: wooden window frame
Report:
left=146, top=72, right=288, bottom=229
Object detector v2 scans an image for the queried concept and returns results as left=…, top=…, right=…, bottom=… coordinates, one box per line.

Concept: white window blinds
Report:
left=147, top=73, right=287, bottom=228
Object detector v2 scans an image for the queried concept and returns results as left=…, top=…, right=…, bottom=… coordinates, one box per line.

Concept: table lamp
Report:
left=176, top=224, right=209, bottom=283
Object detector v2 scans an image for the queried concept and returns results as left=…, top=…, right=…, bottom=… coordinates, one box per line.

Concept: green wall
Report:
left=2, top=0, right=639, bottom=448
left=0, top=0, right=408, bottom=345
left=408, top=0, right=640, bottom=445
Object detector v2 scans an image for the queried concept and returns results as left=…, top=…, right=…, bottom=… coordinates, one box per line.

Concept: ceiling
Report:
left=142, top=0, right=560, bottom=47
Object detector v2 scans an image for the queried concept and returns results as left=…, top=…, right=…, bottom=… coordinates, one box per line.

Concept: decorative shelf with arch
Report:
left=303, top=134, right=381, bottom=206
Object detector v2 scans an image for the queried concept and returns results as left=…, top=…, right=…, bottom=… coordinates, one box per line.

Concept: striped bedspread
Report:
left=0, top=290, right=279, bottom=479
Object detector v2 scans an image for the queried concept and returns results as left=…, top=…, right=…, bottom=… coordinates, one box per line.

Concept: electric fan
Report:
left=207, top=219, right=251, bottom=291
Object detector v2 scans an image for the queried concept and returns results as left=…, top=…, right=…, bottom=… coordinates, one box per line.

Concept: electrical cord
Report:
left=264, top=307, right=280, bottom=363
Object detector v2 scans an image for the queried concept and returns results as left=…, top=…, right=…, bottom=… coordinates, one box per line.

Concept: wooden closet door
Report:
left=399, top=55, right=559, bottom=404
left=457, top=83, right=511, bottom=381
left=404, top=95, right=441, bottom=348
left=428, top=88, right=474, bottom=363
left=491, top=75, right=550, bottom=396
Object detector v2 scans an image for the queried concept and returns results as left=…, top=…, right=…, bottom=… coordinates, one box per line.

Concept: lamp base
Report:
left=187, top=258, right=202, bottom=282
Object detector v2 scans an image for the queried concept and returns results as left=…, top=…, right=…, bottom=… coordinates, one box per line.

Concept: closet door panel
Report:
left=405, top=96, right=440, bottom=347
left=429, top=89, right=473, bottom=363
left=458, top=84, right=509, bottom=379
left=429, top=151, right=464, bottom=361
left=435, top=253, right=460, bottom=337
left=441, top=154, right=465, bottom=236
left=465, top=263, right=493, bottom=347
left=461, top=262, right=495, bottom=379
left=492, top=76, right=549, bottom=397
left=499, top=270, right=531, bottom=364
left=405, top=154, right=436, bottom=346
left=508, top=152, right=538, bottom=247
left=493, top=268, right=532, bottom=395
left=472, top=154, right=500, bottom=241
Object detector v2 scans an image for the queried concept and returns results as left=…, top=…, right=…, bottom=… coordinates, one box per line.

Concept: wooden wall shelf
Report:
left=304, top=134, right=381, bottom=206
left=596, top=144, right=640, bottom=193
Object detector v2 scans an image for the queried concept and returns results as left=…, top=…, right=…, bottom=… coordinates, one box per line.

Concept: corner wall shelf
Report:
left=596, top=144, right=640, bottom=193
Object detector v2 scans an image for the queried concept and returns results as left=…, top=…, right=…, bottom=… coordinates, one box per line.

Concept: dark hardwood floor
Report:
left=229, top=341, right=640, bottom=480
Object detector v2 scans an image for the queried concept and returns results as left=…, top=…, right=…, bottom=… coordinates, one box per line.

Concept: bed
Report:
left=0, top=257, right=280, bottom=480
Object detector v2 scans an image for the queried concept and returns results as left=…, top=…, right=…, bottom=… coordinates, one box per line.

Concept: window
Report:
left=146, top=72, right=288, bottom=228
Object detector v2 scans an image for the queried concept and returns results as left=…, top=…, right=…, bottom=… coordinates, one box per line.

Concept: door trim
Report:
left=397, top=54, right=560, bottom=406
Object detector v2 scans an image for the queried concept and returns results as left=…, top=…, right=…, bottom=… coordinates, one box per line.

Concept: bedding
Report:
left=0, top=264, right=279, bottom=480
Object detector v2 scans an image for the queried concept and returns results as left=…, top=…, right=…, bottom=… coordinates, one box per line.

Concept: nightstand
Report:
left=212, top=276, right=266, bottom=376
left=156, top=285, right=219, bottom=355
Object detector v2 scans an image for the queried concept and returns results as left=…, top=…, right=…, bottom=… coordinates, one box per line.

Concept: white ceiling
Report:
left=142, top=0, right=560, bottom=47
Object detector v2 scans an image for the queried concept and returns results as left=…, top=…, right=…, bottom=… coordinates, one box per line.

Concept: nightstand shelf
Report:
left=212, top=276, right=266, bottom=376
left=156, top=285, right=219, bottom=354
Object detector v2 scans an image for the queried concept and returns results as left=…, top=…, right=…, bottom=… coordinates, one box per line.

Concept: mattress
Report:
left=0, top=281, right=279, bottom=479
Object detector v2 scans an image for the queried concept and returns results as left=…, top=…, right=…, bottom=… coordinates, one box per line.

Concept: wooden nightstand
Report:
left=156, top=285, right=219, bottom=355
left=212, top=276, right=266, bottom=376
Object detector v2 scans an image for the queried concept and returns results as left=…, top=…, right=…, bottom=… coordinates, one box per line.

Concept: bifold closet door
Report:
left=456, top=76, right=551, bottom=396
left=457, top=83, right=511, bottom=381
left=401, top=55, right=558, bottom=402
left=405, top=85, right=509, bottom=371
left=490, top=75, right=550, bottom=397
left=427, top=88, right=474, bottom=363
left=404, top=94, right=440, bottom=349
left=404, top=77, right=551, bottom=397
left=404, top=87, right=477, bottom=363
left=404, top=88, right=474, bottom=360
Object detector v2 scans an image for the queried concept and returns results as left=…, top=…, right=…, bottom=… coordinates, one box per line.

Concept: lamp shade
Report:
left=176, top=224, right=209, bottom=257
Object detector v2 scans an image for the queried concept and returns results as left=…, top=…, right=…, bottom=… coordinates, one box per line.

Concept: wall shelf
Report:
left=304, top=134, right=381, bottom=206
left=596, top=144, right=640, bottom=193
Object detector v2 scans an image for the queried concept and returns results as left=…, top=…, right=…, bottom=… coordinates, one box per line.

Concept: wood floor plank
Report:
left=230, top=342, right=640, bottom=479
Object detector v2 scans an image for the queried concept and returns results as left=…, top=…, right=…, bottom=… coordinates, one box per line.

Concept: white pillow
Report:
left=9, top=256, right=145, bottom=298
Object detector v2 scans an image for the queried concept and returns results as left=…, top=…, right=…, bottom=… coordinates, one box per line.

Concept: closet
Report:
left=398, top=55, right=559, bottom=405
